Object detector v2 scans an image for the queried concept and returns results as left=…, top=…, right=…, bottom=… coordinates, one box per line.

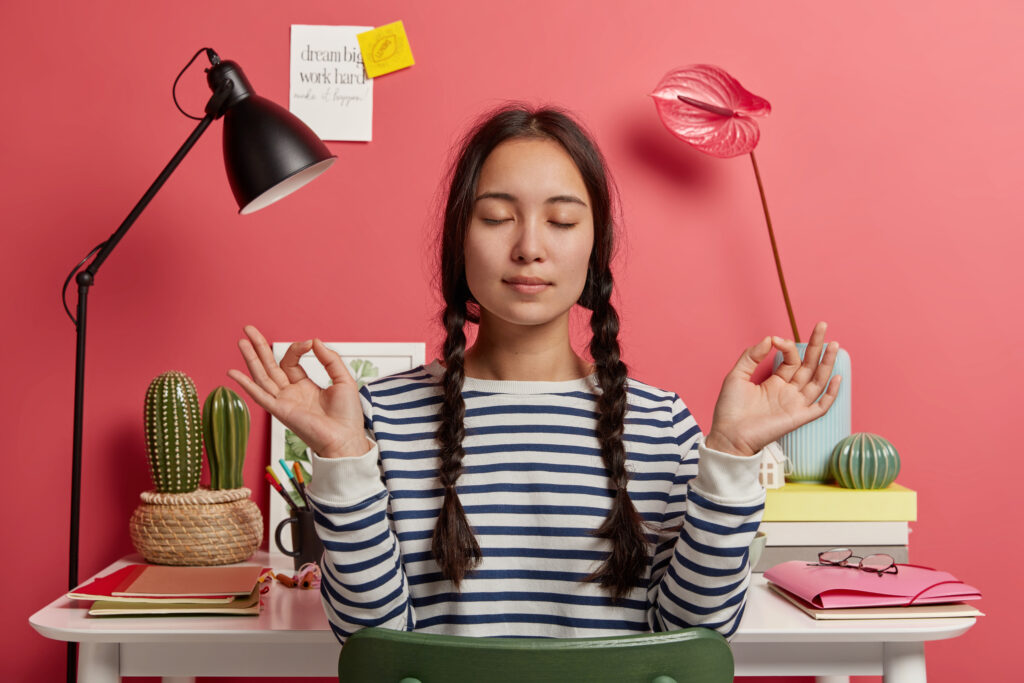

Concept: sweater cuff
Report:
left=692, top=437, right=765, bottom=504
left=308, top=439, right=385, bottom=505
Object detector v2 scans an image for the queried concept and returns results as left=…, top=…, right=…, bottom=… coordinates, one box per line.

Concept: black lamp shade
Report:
left=222, top=94, right=336, bottom=214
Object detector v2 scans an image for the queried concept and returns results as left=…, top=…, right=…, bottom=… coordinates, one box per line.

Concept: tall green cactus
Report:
left=144, top=371, right=202, bottom=493
left=202, top=386, right=250, bottom=490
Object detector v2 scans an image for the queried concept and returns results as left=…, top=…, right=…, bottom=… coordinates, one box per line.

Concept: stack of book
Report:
left=754, top=482, right=916, bottom=573
left=68, top=564, right=265, bottom=617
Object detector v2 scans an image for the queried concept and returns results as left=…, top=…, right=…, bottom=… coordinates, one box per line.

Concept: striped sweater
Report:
left=308, top=361, right=765, bottom=644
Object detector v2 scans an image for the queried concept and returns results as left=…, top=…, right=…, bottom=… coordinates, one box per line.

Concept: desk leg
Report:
left=79, top=642, right=118, bottom=683
left=883, top=642, right=926, bottom=683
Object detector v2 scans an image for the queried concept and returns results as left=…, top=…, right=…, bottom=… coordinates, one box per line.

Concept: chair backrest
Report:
left=338, top=627, right=733, bottom=683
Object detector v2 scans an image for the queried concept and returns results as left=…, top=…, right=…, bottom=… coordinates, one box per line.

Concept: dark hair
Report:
left=434, top=104, right=647, bottom=599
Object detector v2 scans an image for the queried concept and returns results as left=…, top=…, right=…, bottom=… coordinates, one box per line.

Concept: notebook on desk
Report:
left=764, top=560, right=981, bottom=609
left=768, top=583, right=983, bottom=620
left=88, top=585, right=261, bottom=617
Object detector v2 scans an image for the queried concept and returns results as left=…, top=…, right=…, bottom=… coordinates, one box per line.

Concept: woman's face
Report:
left=464, top=137, right=594, bottom=330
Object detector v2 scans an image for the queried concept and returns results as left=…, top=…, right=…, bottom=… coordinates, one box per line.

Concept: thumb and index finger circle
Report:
left=731, top=336, right=773, bottom=379
left=312, top=339, right=357, bottom=387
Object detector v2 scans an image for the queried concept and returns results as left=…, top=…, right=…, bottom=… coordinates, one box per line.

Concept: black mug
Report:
left=274, top=509, right=325, bottom=571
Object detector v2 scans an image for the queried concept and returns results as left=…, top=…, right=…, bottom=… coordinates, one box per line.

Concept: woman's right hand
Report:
left=227, top=325, right=371, bottom=459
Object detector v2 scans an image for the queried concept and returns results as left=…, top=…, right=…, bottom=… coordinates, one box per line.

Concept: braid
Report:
left=585, top=269, right=649, bottom=600
left=432, top=301, right=483, bottom=586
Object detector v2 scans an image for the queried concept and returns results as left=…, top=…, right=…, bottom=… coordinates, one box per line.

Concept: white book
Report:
left=760, top=521, right=910, bottom=546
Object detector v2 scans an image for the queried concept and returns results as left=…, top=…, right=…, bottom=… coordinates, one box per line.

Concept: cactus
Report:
left=203, top=386, right=250, bottom=490
left=830, top=432, right=901, bottom=489
left=144, top=371, right=203, bottom=493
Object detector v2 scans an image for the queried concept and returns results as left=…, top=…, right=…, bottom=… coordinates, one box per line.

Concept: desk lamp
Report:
left=61, top=47, right=335, bottom=681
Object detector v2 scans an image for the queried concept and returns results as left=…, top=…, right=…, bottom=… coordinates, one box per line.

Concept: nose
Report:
left=511, top=217, right=546, bottom=263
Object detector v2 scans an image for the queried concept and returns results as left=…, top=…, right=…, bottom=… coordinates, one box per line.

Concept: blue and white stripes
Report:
left=308, top=361, right=765, bottom=643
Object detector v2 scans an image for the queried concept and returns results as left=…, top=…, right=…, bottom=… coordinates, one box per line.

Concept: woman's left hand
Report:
left=704, top=321, right=841, bottom=457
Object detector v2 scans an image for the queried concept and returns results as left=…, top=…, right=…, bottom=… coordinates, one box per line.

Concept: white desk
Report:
left=31, top=553, right=975, bottom=683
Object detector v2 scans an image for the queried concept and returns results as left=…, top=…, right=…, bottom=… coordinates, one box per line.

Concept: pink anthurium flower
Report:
left=651, top=64, right=771, bottom=158
left=651, top=64, right=801, bottom=341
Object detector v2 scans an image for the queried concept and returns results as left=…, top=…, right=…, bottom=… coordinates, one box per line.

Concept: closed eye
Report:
left=482, top=218, right=510, bottom=225
left=550, top=221, right=576, bottom=228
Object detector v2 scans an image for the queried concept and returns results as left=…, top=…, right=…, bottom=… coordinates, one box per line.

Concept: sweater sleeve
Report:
left=307, top=385, right=414, bottom=644
left=647, top=395, right=765, bottom=638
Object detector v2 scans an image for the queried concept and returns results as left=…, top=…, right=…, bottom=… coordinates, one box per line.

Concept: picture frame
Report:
left=268, top=341, right=426, bottom=570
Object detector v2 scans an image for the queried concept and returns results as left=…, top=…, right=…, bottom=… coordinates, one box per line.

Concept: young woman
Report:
left=229, top=105, right=841, bottom=644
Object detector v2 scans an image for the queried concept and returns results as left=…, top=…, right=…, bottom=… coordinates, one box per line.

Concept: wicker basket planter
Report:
left=129, top=487, right=262, bottom=565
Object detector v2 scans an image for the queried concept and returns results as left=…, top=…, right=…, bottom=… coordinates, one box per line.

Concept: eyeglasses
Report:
left=808, top=547, right=898, bottom=575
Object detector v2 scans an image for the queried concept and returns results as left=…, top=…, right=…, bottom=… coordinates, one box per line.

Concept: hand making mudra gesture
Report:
left=228, top=320, right=840, bottom=461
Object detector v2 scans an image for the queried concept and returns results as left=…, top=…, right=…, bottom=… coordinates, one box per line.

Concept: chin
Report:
left=482, top=302, right=574, bottom=329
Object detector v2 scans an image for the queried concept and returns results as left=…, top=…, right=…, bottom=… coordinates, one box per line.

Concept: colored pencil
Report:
left=264, top=471, right=299, bottom=512
left=292, top=461, right=311, bottom=507
left=277, top=459, right=308, bottom=508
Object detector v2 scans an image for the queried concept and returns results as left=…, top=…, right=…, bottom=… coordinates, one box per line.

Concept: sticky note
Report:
left=357, top=21, right=415, bottom=78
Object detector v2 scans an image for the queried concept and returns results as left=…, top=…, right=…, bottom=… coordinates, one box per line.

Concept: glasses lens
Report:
left=860, top=554, right=895, bottom=573
left=818, top=548, right=853, bottom=565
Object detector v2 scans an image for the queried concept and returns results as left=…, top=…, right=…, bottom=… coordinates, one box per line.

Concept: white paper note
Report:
left=290, top=25, right=373, bottom=141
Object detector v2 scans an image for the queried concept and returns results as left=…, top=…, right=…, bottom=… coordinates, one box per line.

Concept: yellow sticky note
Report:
left=357, top=21, right=415, bottom=78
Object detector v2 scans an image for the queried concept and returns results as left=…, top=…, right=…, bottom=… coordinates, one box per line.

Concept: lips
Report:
left=503, top=276, right=550, bottom=294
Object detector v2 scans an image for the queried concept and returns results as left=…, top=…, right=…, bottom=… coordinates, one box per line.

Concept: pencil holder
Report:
left=129, top=487, right=263, bottom=565
left=274, top=508, right=325, bottom=571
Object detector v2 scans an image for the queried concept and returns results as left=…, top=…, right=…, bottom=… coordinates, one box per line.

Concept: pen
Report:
left=292, top=461, right=311, bottom=508
left=265, top=470, right=299, bottom=512
left=277, top=459, right=308, bottom=508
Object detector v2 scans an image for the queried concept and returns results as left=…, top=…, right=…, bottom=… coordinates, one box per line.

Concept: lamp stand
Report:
left=66, top=106, right=222, bottom=682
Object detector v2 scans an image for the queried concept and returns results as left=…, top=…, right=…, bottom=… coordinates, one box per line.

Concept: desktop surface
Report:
left=31, top=552, right=975, bottom=682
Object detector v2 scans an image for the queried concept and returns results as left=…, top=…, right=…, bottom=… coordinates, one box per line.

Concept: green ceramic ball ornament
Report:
left=829, top=432, right=900, bottom=489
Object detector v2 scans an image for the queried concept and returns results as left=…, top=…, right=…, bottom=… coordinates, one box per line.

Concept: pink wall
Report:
left=3, top=1, right=1020, bottom=680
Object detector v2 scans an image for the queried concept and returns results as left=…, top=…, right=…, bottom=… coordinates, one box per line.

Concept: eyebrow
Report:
left=474, top=191, right=588, bottom=208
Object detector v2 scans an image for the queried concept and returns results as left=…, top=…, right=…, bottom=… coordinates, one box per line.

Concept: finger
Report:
left=772, top=336, right=803, bottom=382
left=238, top=337, right=281, bottom=397
left=244, top=325, right=291, bottom=388
left=311, top=339, right=357, bottom=387
left=808, top=374, right=841, bottom=417
left=730, top=336, right=772, bottom=379
left=803, top=341, right=840, bottom=403
left=227, top=368, right=279, bottom=414
left=792, top=321, right=828, bottom=387
left=279, top=340, right=314, bottom=384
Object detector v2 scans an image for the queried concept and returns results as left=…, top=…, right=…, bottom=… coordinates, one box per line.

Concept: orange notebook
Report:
left=112, top=564, right=263, bottom=598
left=69, top=565, right=232, bottom=603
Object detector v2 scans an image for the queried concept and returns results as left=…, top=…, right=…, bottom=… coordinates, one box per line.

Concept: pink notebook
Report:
left=764, top=561, right=981, bottom=609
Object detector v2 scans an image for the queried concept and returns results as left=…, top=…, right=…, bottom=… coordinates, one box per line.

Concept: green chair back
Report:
left=338, top=627, right=733, bottom=683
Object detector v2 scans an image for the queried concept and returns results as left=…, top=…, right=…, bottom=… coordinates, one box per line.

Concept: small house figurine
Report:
left=759, top=441, right=788, bottom=489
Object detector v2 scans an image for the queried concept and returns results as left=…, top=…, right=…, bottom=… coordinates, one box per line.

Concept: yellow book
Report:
left=764, top=482, right=916, bottom=522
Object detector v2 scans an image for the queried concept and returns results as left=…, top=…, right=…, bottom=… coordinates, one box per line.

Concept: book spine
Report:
left=764, top=486, right=917, bottom=522
left=754, top=545, right=909, bottom=573
left=760, top=521, right=910, bottom=546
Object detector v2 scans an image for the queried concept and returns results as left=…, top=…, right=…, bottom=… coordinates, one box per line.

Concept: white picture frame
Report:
left=268, top=342, right=426, bottom=570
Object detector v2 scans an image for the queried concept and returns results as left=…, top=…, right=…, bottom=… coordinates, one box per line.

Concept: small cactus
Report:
left=144, top=371, right=202, bottom=493
left=202, top=386, right=250, bottom=490
left=830, top=432, right=901, bottom=489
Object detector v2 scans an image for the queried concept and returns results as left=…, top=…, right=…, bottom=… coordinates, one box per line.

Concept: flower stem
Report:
left=749, top=150, right=800, bottom=343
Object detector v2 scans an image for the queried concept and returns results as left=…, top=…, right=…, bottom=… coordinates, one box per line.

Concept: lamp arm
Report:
left=83, top=78, right=233, bottom=279
left=84, top=117, right=215, bottom=278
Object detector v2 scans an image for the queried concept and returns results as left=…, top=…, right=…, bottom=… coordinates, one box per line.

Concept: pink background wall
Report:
left=3, top=1, right=1020, bottom=680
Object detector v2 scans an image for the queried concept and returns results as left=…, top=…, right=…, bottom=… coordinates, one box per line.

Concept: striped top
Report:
left=308, top=361, right=765, bottom=644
